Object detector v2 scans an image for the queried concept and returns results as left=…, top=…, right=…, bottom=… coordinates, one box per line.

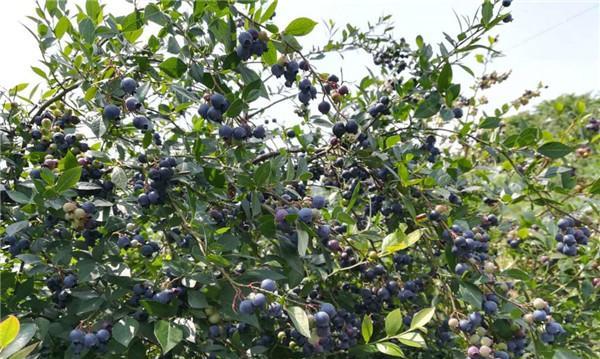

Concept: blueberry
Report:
left=120, top=77, right=138, bottom=94
left=428, top=210, right=441, bottom=221
left=312, top=195, right=326, bottom=209
left=327, top=74, right=339, bottom=83
left=208, top=325, right=221, bottom=338
left=545, top=322, right=562, bottom=335
left=271, top=64, right=285, bottom=78
left=31, top=129, right=42, bottom=139
left=533, top=309, right=547, bottom=322
left=468, top=312, right=482, bottom=326
left=318, top=101, right=331, bottom=114
left=218, top=125, right=233, bottom=140
left=206, top=107, right=222, bottom=122
left=147, top=190, right=160, bottom=204
left=198, top=103, right=210, bottom=118
left=502, top=0, right=512, bottom=6
left=252, top=293, right=267, bottom=308
left=141, top=244, right=155, bottom=257
left=320, top=303, right=337, bottom=318
left=30, top=169, right=41, bottom=179
left=299, top=79, right=312, bottom=92
left=459, top=319, right=472, bottom=332
left=96, top=329, right=110, bottom=343
left=239, top=299, right=254, bottom=315
left=83, top=333, right=98, bottom=348
left=81, top=202, right=96, bottom=214
left=298, top=208, right=313, bottom=223
left=332, top=122, right=346, bottom=137
left=483, top=300, right=498, bottom=314
left=232, top=126, right=247, bottom=140
left=153, top=290, right=171, bottom=304
left=132, top=116, right=150, bottom=130
left=453, top=107, right=463, bottom=119
left=260, top=279, right=277, bottom=292
left=102, top=104, right=120, bottom=121
left=125, top=96, right=140, bottom=112
left=63, top=274, right=77, bottom=288
left=318, top=225, right=331, bottom=240
left=69, top=329, right=85, bottom=344
left=253, top=125, right=266, bottom=139
left=345, top=120, right=359, bottom=134
left=138, top=194, right=150, bottom=207
left=238, top=31, right=253, bottom=47
left=210, top=93, right=229, bottom=112
left=314, top=311, right=330, bottom=327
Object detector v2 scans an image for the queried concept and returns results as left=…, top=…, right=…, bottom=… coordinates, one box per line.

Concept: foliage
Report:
left=0, top=0, right=598, bottom=358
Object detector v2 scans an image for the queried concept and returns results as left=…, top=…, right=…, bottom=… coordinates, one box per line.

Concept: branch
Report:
left=29, top=82, right=80, bottom=118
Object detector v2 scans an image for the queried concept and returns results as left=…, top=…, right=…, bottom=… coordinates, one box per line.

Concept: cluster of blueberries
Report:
left=129, top=282, right=184, bottom=306
left=137, top=157, right=177, bottom=207
left=297, top=79, right=318, bottom=105
left=441, top=223, right=497, bottom=275
left=524, top=298, right=566, bottom=344
left=117, top=232, right=161, bottom=258
left=46, top=274, right=77, bottom=308
left=198, top=93, right=230, bottom=122
left=372, top=39, right=410, bottom=74
left=450, top=312, right=514, bottom=359
left=236, top=29, right=268, bottom=61
left=28, top=114, right=88, bottom=156
left=284, top=303, right=361, bottom=355
left=421, top=135, right=442, bottom=163
left=68, top=326, right=111, bottom=354
left=1, top=234, right=30, bottom=256
left=331, top=119, right=359, bottom=138
left=238, top=279, right=278, bottom=315
left=555, top=216, right=591, bottom=256
left=219, top=124, right=266, bottom=141
left=271, top=59, right=310, bottom=87
left=367, top=96, right=391, bottom=117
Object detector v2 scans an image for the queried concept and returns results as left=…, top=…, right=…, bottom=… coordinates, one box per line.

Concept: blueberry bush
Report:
left=0, top=0, right=598, bottom=358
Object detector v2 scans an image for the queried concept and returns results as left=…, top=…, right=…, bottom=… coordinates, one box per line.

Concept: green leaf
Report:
left=284, top=17, right=318, bottom=36
left=5, top=221, right=29, bottom=237
left=588, top=177, right=600, bottom=195
left=414, top=92, right=441, bottom=118
left=6, top=191, right=30, bottom=204
left=375, top=342, right=405, bottom=357
left=437, top=63, right=452, bottom=90
left=111, top=166, right=128, bottom=190
left=501, top=268, right=529, bottom=281
left=297, top=229, right=309, bottom=256
left=86, top=0, right=101, bottom=21
left=55, top=166, right=81, bottom=193
left=4, top=342, right=38, bottom=359
left=382, top=228, right=422, bottom=253
left=153, top=320, right=183, bottom=354
left=459, top=282, right=483, bottom=309
left=112, top=318, right=139, bottom=348
left=187, top=291, right=208, bottom=308
left=261, top=0, right=278, bottom=22
left=78, top=17, right=95, bottom=44
left=54, top=16, right=71, bottom=39
left=286, top=306, right=311, bottom=338
left=479, top=117, right=501, bottom=129
left=553, top=348, right=581, bottom=359
left=0, top=315, right=19, bottom=349
left=395, top=331, right=426, bottom=348
left=481, top=1, right=493, bottom=26
left=384, top=309, right=403, bottom=336
left=159, top=57, right=188, bottom=78
left=361, top=314, right=373, bottom=343
left=537, top=142, right=573, bottom=159
left=410, top=307, right=435, bottom=330
left=0, top=323, right=36, bottom=359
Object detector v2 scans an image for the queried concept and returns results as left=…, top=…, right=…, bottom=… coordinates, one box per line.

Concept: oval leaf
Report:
left=0, top=315, right=20, bottom=349
left=537, top=142, right=573, bottom=159
left=361, top=314, right=373, bottom=343
left=284, top=17, right=318, bottom=36
left=286, top=306, right=311, bottom=338
left=410, top=307, right=435, bottom=330
left=375, top=342, right=405, bottom=357
left=154, top=320, right=183, bottom=354
left=385, top=309, right=403, bottom=336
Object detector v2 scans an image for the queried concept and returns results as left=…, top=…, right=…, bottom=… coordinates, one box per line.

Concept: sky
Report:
left=0, top=0, right=598, bottom=115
